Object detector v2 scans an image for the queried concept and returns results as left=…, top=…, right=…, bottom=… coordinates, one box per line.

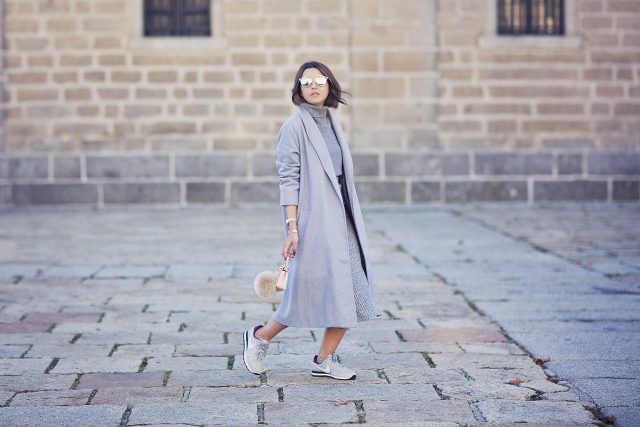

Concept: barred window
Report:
left=497, top=0, right=564, bottom=35
left=144, top=0, right=211, bottom=37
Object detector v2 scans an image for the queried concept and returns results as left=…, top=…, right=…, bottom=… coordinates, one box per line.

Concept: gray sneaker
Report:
left=243, top=324, right=270, bottom=375
left=311, top=353, right=356, bottom=380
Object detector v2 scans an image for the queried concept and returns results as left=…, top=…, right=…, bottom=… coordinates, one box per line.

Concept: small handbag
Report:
left=253, top=256, right=289, bottom=300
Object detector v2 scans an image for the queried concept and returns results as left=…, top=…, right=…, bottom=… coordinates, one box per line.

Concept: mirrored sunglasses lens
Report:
left=299, top=77, right=312, bottom=87
left=316, top=76, right=328, bottom=86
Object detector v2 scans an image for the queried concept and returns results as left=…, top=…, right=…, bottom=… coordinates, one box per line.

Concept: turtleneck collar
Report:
left=299, top=102, right=329, bottom=118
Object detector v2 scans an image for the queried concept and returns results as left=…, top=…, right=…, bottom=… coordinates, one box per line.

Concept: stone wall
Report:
left=0, top=0, right=638, bottom=206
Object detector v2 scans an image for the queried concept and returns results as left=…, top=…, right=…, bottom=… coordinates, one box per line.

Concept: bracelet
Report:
left=290, top=229, right=298, bottom=233
left=285, top=217, right=297, bottom=224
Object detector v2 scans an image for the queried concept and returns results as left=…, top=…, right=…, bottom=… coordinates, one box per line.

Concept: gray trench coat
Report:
left=271, top=104, right=377, bottom=328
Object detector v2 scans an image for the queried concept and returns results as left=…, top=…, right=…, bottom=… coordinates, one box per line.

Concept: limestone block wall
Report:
left=0, top=0, right=638, bottom=206
left=424, top=0, right=640, bottom=202
left=1, top=0, right=352, bottom=152
left=437, top=0, right=640, bottom=150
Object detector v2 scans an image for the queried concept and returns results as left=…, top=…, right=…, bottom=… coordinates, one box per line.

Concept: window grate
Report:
left=144, top=0, right=211, bottom=37
left=497, top=0, right=564, bottom=35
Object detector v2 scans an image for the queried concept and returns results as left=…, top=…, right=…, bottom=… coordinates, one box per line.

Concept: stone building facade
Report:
left=0, top=0, right=638, bottom=206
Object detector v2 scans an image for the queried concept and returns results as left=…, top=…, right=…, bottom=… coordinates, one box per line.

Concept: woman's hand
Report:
left=282, top=232, right=298, bottom=259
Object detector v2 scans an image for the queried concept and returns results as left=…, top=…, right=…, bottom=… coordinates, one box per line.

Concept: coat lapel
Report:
left=298, top=108, right=341, bottom=200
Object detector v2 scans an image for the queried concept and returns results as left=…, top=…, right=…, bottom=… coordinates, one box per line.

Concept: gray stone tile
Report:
left=93, top=265, right=167, bottom=279
left=0, top=344, right=30, bottom=358
left=103, top=182, right=180, bottom=203
left=41, top=264, right=102, bottom=278
left=475, top=399, right=596, bottom=423
left=0, top=374, right=76, bottom=392
left=77, top=371, right=166, bottom=389
left=588, top=152, right=640, bottom=175
left=264, top=368, right=385, bottom=386
left=127, top=402, right=257, bottom=425
left=0, top=263, right=49, bottom=279
left=230, top=182, right=279, bottom=203
left=52, top=156, right=81, bottom=179
left=144, top=356, right=229, bottom=371
left=9, top=389, right=92, bottom=406
left=475, top=153, right=552, bottom=175
left=353, top=153, right=380, bottom=176
left=411, top=181, right=441, bottom=202
left=90, top=386, right=183, bottom=405
left=354, top=181, right=406, bottom=203
left=252, top=153, right=277, bottom=177
left=281, top=383, right=440, bottom=401
left=534, top=180, right=607, bottom=201
left=438, top=380, right=535, bottom=400
left=189, top=385, right=278, bottom=403
left=86, top=155, right=169, bottom=179
left=185, top=182, right=226, bottom=203
left=0, top=359, right=52, bottom=375
left=0, top=405, right=126, bottom=427
left=263, top=401, right=358, bottom=424
left=557, top=153, right=583, bottom=175
left=0, top=156, right=48, bottom=179
left=0, top=185, right=11, bottom=205
left=12, top=184, right=98, bottom=205
left=445, top=181, right=527, bottom=202
left=175, top=154, right=248, bottom=177
left=167, top=369, right=262, bottom=387
left=364, top=399, right=476, bottom=423
left=613, top=180, right=640, bottom=201
left=49, top=356, right=142, bottom=374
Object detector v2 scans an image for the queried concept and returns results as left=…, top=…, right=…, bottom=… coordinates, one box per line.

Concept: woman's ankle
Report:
left=315, top=353, right=329, bottom=363
left=254, top=327, right=269, bottom=341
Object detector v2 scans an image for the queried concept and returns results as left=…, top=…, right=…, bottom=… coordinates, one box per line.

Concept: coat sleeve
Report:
left=275, top=122, right=301, bottom=207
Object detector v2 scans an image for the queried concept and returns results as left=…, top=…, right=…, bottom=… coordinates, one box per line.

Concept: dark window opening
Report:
left=497, top=0, right=564, bottom=35
left=144, top=0, right=211, bottom=37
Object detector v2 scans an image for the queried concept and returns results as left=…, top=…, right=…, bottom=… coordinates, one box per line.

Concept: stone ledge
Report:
left=0, top=151, right=639, bottom=205
left=0, top=178, right=637, bottom=206
left=2, top=151, right=638, bottom=181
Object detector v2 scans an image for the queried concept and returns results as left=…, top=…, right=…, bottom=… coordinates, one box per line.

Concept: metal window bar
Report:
left=144, top=0, right=211, bottom=37
left=497, top=0, right=564, bottom=35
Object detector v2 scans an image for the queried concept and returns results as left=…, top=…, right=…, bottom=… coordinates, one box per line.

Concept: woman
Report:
left=243, top=61, right=382, bottom=380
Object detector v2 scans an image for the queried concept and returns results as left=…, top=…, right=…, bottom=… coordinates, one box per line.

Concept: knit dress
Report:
left=299, top=102, right=381, bottom=322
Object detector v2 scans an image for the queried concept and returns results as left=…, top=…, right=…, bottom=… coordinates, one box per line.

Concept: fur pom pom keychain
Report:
left=253, top=257, right=289, bottom=300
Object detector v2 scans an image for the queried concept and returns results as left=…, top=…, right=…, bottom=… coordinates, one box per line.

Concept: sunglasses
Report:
left=298, top=75, right=330, bottom=88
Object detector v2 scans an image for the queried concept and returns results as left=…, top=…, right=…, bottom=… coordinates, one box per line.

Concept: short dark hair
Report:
left=291, top=60, right=350, bottom=108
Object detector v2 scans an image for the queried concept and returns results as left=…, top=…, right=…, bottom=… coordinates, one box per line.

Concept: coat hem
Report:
left=271, top=313, right=361, bottom=329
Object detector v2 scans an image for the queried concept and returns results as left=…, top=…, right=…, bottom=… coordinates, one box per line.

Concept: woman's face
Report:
left=300, top=67, right=330, bottom=107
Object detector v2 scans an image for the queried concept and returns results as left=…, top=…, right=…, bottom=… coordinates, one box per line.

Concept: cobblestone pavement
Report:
left=0, top=203, right=636, bottom=426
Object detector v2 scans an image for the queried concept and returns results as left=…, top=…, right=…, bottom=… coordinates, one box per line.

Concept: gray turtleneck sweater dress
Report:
left=299, top=102, right=380, bottom=322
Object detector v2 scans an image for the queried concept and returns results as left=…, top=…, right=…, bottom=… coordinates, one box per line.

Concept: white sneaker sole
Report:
left=242, top=329, right=261, bottom=376
left=311, top=370, right=356, bottom=380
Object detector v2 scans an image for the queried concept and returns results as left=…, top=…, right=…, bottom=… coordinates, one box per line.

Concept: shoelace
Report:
left=256, top=340, right=269, bottom=359
left=324, top=353, right=342, bottom=369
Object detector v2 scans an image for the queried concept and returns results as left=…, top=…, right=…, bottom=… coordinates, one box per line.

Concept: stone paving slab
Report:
left=0, top=373, right=76, bottom=392
left=280, top=383, right=441, bottom=402
left=0, top=205, right=623, bottom=425
left=263, top=401, right=360, bottom=424
left=367, top=203, right=639, bottom=426
left=126, top=402, right=259, bottom=425
left=90, top=386, right=184, bottom=405
left=475, top=399, right=596, bottom=423
left=263, top=368, right=386, bottom=387
left=363, top=400, right=477, bottom=424
left=9, top=389, right=93, bottom=406
left=0, top=404, right=126, bottom=427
